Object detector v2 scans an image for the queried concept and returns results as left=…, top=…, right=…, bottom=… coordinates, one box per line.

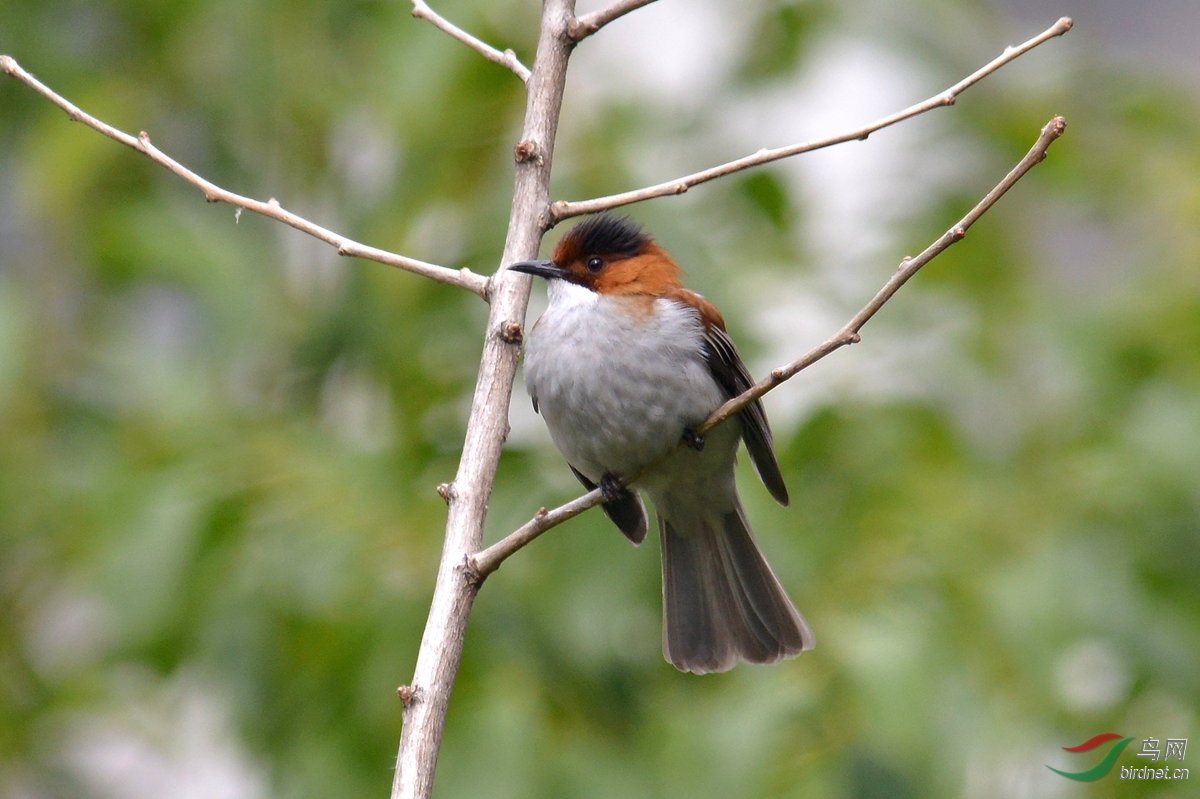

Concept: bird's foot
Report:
left=681, top=427, right=705, bottom=452
left=598, top=472, right=625, bottom=502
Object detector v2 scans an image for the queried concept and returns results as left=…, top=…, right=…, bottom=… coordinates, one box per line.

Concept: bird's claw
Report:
left=681, top=427, right=705, bottom=451
left=598, top=472, right=625, bottom=502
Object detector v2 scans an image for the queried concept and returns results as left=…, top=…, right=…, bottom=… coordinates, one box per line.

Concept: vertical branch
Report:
left=389, top=2, right=577, bottom=797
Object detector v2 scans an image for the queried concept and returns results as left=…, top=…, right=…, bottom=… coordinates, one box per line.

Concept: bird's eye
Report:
left=584, top=256, right=605, bottom=273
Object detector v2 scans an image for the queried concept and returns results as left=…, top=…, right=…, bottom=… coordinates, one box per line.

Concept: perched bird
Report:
left=510, top=213, right=813, bottom=674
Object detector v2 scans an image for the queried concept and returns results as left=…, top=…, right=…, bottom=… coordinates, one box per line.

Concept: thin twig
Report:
left=472, top=115, right=1067, bottom=578
left=411, top=0, right=532, bottom=83
left=466, top=491, right=602, bottom=583
left=568, top=0, right=660, bottom=40
left=551, top=16, right=1072, bottom=221
left=699, top=115, right=1067, bottom=432
left=0, top=54, right=490, bottom=299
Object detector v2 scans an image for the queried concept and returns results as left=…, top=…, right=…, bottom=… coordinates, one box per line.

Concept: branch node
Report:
left=513, top=139, right=540, bottom=164
left=436, top=482, right=455, bottom=504
left=460, top=555, right=485, bottom=588
left=566, top=17, right=597, bottom=40
left=499, top=320, right=524, bottom=345
left=396, top=685, right=419, bottom=707
left=951, top=226, right=967, bottom=241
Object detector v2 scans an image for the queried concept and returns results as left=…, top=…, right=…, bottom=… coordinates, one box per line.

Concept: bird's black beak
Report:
left=508, top=259, right=564, bottom=281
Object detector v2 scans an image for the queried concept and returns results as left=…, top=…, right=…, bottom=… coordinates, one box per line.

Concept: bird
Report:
left=509, top=213, right=813, bottom=674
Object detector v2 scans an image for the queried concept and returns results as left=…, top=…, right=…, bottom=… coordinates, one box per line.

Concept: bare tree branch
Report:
left=467, top=490, right=602, bottom=583
left=698, top=115, right=1067, bottom=432
left=411, top=0, right=532, bottom=83
left=568, top=0, right=660, bottom=40
left=551, top=16, right=1073, bottom=221
left=471, top=115, right=1068, bottom=579
left=0, top=54, right=491, bottom=299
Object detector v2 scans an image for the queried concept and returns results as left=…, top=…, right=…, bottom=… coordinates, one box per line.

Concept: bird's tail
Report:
left=658, top=499, right=813, bottom=674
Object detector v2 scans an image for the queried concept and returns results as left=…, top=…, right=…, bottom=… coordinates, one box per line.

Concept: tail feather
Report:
left=659, top=503, right=813, bottom=674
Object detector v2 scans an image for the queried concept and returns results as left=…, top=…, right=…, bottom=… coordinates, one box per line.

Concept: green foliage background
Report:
left=1, top=1, right=1197, bottom=797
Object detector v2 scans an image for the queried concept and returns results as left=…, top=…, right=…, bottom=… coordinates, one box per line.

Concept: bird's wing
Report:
left=702, top=324, right=790, bottom=506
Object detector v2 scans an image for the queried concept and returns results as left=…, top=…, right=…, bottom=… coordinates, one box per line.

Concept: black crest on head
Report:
left=562, top=213, right=651, bottom=261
